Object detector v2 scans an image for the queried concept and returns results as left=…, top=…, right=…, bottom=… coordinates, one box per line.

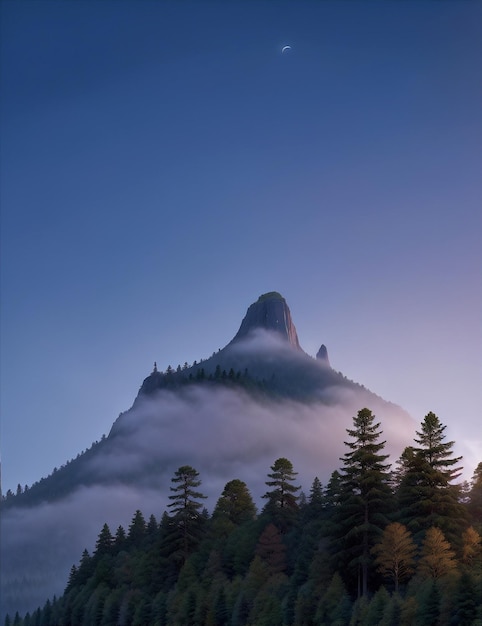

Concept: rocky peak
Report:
left=230, top=292, right=302, bottom=350
left=316, top=344, right=330, bottom=366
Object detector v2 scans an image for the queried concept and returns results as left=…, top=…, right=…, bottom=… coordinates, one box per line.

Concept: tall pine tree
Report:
left=397, top=412, right=467, bottom=544
left=167, top=465, right=207, bottom=564
left=333, top=407, right=393, bottom=596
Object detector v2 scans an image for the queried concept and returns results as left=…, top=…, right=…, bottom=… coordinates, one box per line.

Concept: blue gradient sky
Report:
left=1, top=1, right=481, bottom=493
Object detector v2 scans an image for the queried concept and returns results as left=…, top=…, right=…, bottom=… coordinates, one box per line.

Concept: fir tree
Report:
left=334, top=408, right=393, bottom=596
left=397, top=413, right=467, bottom=544
left=94, top=523, right=113, bottom=559
left=127, top=510, right=146, bottom=547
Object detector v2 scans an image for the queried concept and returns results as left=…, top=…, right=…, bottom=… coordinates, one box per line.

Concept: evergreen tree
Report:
left=334, top=408, right=393, bottom=596
left=262, top=457, right=300, bottom=531
left=451, top=570, right=478, bottom=626
left=306, top=476, right=325, bottom=520
left=168, top=465, right=207, bottom=564
left=93, top=523, right=113, bottom=559
left=114, top=524, right=126, bottom=549
left=212, top=479, right=257, bottom=526
left=315, top=571, right=352, bottom=625
left=417, top=579, right=440, bottom=626
left=365, top=586, right=391, bottom=626
left=127, top=510, right=147, bottom=547
left=397, top=413, right=467, bottom=544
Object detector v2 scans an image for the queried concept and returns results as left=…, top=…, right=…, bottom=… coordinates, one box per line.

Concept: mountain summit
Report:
left=230, top=291, right=302, bottom=350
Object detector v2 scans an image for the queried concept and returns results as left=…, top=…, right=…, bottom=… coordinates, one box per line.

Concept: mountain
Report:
left=0, top=292, right=416, bottom=619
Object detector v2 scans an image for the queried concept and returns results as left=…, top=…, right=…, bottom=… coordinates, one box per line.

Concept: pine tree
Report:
left=94, top=523, right=113, bottom=558
left=451, top=570, right=478, bottom=626
left=262, top=457, right=300, bottom=531
left=315, top=572, right=352, bottom=625
left=397, top=413, right=467, bottom=544
left=306, top=476, right=325, bottom=519
left=333, top=408, right=393, bottom=596
left=127, top=510, right=146, bottom=548
left=168, top=465, right=207, bottom=564
left=418, top=579, right=440, bottom=626
left=212, top=479, right=257, bottom=526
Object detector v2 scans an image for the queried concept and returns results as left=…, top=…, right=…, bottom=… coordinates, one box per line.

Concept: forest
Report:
left=4, top=409, right=482, bottom=626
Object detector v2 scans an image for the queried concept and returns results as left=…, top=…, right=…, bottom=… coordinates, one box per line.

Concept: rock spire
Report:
left=230, top=292, right=302, bottom=350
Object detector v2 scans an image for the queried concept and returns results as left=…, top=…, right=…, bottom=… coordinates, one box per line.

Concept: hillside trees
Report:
left=333, top=407, right=394, bottom=596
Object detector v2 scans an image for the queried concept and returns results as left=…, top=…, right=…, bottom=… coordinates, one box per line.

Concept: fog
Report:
left=1, top=378, right=416, bottom=618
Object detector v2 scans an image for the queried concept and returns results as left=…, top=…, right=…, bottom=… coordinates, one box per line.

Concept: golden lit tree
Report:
left=461, top=526, right=481, bottom=566
left=372, top=522, right=417, bottom=592
left=418, top=526, right=457, bottom=579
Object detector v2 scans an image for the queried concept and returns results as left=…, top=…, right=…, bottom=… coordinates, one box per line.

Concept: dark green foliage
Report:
left=451, top=570, right=478, bottom=625
left=418, top=579, right=440, bottom=626
left=314, top=571, right=352, bottom=625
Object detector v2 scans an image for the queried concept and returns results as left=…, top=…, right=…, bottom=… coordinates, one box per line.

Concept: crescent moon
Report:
left=281, top=45, right=292, bottom=53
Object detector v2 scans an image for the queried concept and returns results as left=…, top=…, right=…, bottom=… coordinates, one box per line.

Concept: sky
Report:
left=1, top=0, right=481, bottom=495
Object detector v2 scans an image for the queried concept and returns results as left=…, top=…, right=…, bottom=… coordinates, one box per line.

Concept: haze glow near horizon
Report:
left=1, top=0, right=481, bottom=492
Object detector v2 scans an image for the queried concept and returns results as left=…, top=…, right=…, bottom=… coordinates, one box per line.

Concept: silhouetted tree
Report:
left=168, top=465, right=207, bottom=563
left=333, top=407, right=393, bottom=596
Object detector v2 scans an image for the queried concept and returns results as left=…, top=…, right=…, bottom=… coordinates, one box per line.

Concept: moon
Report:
left=281, top=45, right=292, bottom=53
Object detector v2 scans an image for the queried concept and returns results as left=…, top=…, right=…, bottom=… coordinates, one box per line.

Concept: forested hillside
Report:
left=5, top=410, right=482, bottom=626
